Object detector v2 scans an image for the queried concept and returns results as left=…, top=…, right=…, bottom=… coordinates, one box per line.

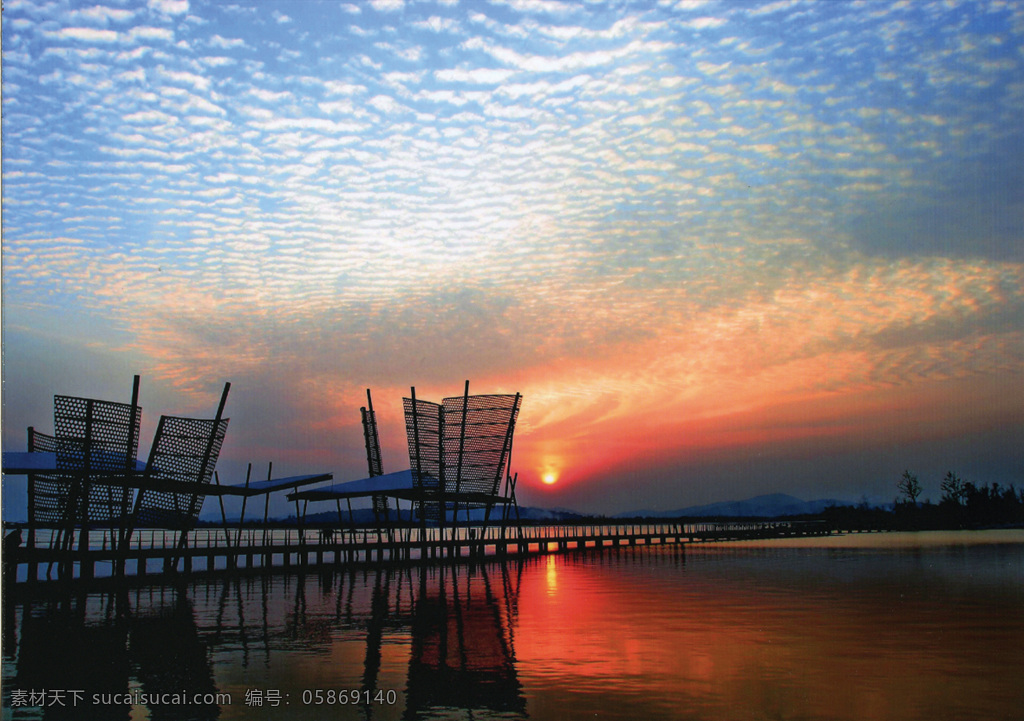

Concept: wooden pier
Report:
left=4, top=519, right=831, bottom=588
left=2, top=378, right=831, bottom=597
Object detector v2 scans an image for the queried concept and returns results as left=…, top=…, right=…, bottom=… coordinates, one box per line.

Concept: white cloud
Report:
left=149, top=0, right=189, bottom=15
left=198, top=56, right=237, bottom=68
left=122, top=109, right=178, bottom=124
left=117, top=65, right=146, bottom=81
left=418, top=89, right=470, bottom=106
left=209, top=34, right=246, bottom=49
left=370, top=0, right=404, bottom=11
left=53, top=27, right=119, bottom=43
left=318, top=100, right=358, bottom=114
left=130, top=26, right=175, bottom=42
left=174, top=92, right=226, bottom=116
left=159, top=68, right=212, bottom=91
left=248, top=87, right=292, bottom=103
left=70, top=6, right=136, bottom=24
left=693, top=64, right=730, bottom=84
left=748, top=0, right=803, bottom=16
left=435, top=67, right=516, bottom=84
left=368, top=94, right=405, bottom=114
left=491, top=0, right=575, bottom=15
left=323, top=80, right=365, bottom=95
left=414, top=16, right=461, bottom=33
left=251, top=117, right=365, bottom=133
left=497, top=73, right=591, bottom=98
left=686, top=17, right=727, bottom=30
left=465, top=37, right=671, bottom=73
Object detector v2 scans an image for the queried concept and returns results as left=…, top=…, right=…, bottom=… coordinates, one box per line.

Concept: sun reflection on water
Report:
left=3, top=533, right=1022, bottom=721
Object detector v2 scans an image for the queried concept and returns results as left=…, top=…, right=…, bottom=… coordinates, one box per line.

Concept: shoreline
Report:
left=696, top=527, right=1024, bottom=548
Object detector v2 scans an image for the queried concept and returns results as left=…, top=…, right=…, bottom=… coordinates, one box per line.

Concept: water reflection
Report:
left=130, top=596, right=220, bottom=721
left=14, top=602, right=131, bottom=721
left=3, top=563, right=526, bottom=720
left=405, top=565, right=524, bottom=718
left=9, top=591, right=219, bottom=721
left=3, top=533, right=1024, bottom=720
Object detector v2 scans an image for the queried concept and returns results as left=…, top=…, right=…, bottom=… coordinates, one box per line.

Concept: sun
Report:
left=542, top=472, right=558, bottom=485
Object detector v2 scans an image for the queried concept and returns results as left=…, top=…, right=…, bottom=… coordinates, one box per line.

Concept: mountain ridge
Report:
left=612, top=493, right=846, bottom=519
left=198, top=494, right=856, bottom=526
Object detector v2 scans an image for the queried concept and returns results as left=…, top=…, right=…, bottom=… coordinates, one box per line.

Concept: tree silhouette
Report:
left=940, top=471, right=966, bottom=506
left=896, top=469, right=922, bottom=505
left=824, top=471, right=1022, bottom=532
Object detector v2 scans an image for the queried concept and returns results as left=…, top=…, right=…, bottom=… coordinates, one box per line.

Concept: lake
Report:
left=3, top=530, right=1023, bottom=720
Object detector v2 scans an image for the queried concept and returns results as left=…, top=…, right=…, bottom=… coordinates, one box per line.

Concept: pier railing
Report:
left=4, top=519, right=830, bottom=586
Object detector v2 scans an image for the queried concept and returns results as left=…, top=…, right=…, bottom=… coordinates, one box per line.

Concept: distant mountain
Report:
left=216, top=504, right=585, bottom=527
left=614, top=493, right=845, bottom=519
left=519, top=506, right=586, bottom=521
left=196, top=494, right=852, bottom=527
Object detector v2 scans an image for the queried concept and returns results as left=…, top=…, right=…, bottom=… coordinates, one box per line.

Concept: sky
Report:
left=2, top=0, right=1023, bottom=520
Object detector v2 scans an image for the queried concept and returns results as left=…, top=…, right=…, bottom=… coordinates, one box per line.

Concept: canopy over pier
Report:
left=2, top=377, right=529, bottom=586
left=1, top=375, right=333, bottom=583
left=289, top=382, right=523, bottom=540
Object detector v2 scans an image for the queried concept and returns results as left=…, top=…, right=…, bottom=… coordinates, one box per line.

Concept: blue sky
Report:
left=2, top=0, right=1023, bottom=519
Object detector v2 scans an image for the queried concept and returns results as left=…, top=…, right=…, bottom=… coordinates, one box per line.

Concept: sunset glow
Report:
left=2, top=0, right=1022, bottom=519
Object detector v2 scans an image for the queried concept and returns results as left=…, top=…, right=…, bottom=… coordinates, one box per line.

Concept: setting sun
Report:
left=542, top=473, right=558, bottom=485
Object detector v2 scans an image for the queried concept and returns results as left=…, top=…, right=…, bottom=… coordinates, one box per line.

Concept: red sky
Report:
left=3, top=0, right=1023, bottom=519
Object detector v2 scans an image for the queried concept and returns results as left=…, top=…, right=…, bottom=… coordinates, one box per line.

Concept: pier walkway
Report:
left=5, top=519, right=830, bottom=587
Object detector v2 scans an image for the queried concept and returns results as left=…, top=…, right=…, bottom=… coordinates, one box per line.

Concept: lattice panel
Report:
left=404, top=391, right=521, bottom=520
left=134, top=415, right=228, bottom=529
left=362, top=407, right=384, bottom=477
left=441, top=394, right=521, bottom=499
left=404, top=398, right=442, bottom=489
left=403, top=397, right=442, bottom=521
left=27, top=429, right=70, bottom=527
left=365, top=401, right=387, bottom=517
left=53, top=395, right=141, bottom=526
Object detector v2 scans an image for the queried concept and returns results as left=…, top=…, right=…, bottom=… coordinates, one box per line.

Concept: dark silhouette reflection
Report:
left=7, top=590, right=221, bottom=720
left=130, top=593, right=220, bottom=720
left=6, top=560, right=529, bottom=720
left=361, top=566, right=393, bottom=697
left=278, top=563, right=527, bottom=718
left=266, top=563, right=527, bottom=718
left=13, top=598, right=131, bottom=720
left=402, top=563, right=526, bottom=719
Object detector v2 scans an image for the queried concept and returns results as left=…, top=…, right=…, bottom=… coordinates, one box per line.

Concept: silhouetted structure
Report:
left=404, top=381, right=521, bottom=530
left=287, top=381, right=524, bottom=549
left=24, top=427, right=60, bottom=581
left=54, top=387, right=142, bottom=528
left=362, top=389, right=384, bottom=479
left=4, top=376, right=831, bottom=590
left=40, top=377, right=143, bottom=580
left=121, top=382, right=231, bottom=570
left=362, top=389, right=392, bottom=524
left=4, top=376, right=244, bottom=582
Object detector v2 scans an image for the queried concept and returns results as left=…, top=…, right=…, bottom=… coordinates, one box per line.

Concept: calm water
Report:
left=3, top=530, right=1023, bottom=720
